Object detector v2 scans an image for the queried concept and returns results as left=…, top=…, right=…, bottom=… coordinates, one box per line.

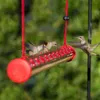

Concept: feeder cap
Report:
left=7, top=58, right=31, bottom=83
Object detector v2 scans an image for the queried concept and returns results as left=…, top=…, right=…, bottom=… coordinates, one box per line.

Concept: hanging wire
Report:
left=63, top=0, right=69, bottom=45
left=21, top=0, right=26, bottom=57
left=87, top=0, right=92, bottom=99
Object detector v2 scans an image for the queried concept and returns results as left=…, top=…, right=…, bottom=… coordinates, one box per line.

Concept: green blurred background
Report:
left=0, top=0, right=100, bottom=100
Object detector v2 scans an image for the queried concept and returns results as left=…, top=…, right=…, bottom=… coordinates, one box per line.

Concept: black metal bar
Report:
left=87, top=0, right=92, bottom=99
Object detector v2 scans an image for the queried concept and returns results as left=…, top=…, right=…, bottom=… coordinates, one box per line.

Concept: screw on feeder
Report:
left=63, top=16, right=69, bottom=20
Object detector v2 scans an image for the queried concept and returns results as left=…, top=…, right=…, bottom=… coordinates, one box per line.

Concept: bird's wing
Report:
left=27, top=41, right=35, bottom=46
left=68, top=41, right=83, bottom=47
left=25, top=42, right=35, bottom=51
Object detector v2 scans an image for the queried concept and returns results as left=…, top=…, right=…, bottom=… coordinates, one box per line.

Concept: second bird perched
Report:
left=68, top=36, right=100, bottom=56
left=25, top=41, right=57, bottom=56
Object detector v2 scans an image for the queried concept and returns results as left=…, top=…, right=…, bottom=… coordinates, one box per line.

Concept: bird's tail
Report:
left=91, top=42, right=100, bottom=51
left=96, top=54, right=100, bottom=57
left=91, top=52, right=100, bottom=57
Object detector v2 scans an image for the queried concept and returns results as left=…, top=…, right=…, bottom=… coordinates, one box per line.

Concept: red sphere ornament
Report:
left=7, top=58, right=31, bottom=83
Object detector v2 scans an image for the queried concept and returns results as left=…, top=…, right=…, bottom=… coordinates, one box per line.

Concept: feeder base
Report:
left=7, top=58, right=31, bottom=83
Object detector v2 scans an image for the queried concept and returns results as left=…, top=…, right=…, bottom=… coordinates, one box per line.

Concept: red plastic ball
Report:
left=7, top=58, right=31, bottom=83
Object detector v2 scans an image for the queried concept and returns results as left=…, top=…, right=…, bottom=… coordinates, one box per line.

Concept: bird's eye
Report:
left=55, top=43, right=57, bottom=46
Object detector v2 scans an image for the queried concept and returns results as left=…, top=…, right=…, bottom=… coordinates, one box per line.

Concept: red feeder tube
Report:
left=7, top=45, right=76, bottom=83
left=6, top=0, right=76, bottom=83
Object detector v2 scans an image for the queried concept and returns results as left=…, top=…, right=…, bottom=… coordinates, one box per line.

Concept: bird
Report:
left=68, top=36, right=100, bottom=56
left=25, top=41, right=57, bottom=56
left=42, top=41, right=57, bottom=53
left=25, top=41, right=45, bottom=56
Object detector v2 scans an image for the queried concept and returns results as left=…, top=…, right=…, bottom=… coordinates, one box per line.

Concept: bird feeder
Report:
left=7, top=0, right=76, bottom=83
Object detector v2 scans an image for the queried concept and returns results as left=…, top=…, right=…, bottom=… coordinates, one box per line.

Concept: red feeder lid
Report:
left=7, top=58, right=31, bottom=83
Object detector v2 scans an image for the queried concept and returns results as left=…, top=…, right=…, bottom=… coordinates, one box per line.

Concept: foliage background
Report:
left=0, top=0, right=100, bottom=100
